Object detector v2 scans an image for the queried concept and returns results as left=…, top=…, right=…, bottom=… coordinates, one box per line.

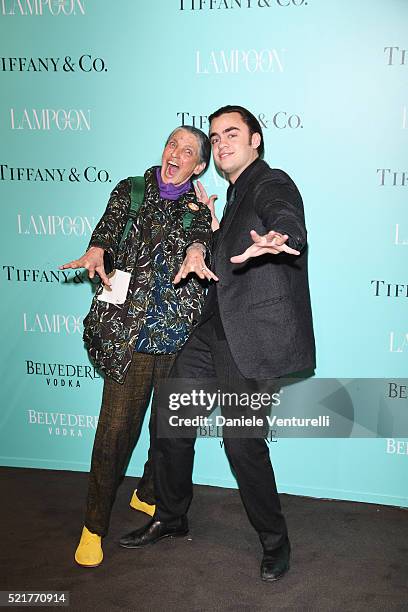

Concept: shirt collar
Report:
left=227, top=157, right=261, bottom=200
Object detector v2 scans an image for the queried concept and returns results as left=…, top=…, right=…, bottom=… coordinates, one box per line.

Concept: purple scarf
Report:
left=156, top=167, right=192, bottom=201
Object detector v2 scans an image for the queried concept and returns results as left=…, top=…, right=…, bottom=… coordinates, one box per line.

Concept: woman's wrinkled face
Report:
left=161, top=129, right=205, bottom=185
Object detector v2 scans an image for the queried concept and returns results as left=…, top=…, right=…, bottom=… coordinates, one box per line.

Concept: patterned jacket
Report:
left=83, top=166, right=212, bottom=383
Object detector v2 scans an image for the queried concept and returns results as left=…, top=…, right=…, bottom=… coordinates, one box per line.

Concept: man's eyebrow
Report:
left=209, top=126, right=241, bottom=139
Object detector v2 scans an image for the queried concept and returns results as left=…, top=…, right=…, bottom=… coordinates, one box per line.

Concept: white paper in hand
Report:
left=97, top=269, right=131, bottom=305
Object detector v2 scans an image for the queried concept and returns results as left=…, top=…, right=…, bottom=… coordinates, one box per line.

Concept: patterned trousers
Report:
left=84, top=352, right=175, bottom=537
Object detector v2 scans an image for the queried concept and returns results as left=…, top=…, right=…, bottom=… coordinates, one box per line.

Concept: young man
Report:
left=120, top=106, right=315, bottom=582
left=60, top=126, right=214, bottom=567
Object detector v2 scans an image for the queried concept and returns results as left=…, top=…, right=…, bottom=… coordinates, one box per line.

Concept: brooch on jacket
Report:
left=187, top=202, right=200, bottom=212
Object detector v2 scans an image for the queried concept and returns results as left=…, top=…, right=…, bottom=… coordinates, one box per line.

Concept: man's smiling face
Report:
left=161, top=128, right=205, bottom=185
left=209, top=112, right=261, bottom=183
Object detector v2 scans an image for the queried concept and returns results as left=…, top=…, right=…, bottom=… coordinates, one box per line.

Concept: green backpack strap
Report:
left=119, top=176, right=145, bottom=248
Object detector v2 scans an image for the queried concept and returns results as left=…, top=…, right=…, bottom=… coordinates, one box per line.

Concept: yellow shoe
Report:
left=74, top=526, right=103, bottom=568
left=129, top=490, right=156, bottom=517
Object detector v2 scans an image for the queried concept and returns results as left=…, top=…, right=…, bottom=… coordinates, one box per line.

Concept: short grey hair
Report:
left=165, top=125, right=211, bottom=168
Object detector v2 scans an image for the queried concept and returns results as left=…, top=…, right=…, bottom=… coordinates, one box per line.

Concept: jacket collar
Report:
left=217, top=159, right=267, bottom=249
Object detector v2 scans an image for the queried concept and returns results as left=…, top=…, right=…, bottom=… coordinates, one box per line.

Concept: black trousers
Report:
left=154, top=311, right=288, bottom=552
left=84, top=352, right=175, bottom=537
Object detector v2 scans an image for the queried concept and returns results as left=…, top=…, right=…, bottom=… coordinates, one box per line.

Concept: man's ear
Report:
left=193, top=162, right=206, bottom=176
left=251, top=132, right=261, bottom=150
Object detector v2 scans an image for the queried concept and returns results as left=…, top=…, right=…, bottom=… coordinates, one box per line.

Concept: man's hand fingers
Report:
left=269, top=233, right=288, bottom=246
left=231, top=244, right=282, bottom=264
left=250, top=229, right=266, bottom=245
left=230, top=255, right=245, bottom=264
left=194, top=180, right=208, bottom=202
left=231, top=232, right=300, bottom=263
left=265, top=230, right=277, bottom=241
left=194, top=183, right=202, bottom=199
left=266, top=230, right=282, bottom=239
left=270, top=238, right=285, bottom=247
left=230, top=249, right=250, bottom=264
left=278, top=244, right=300, bottom=256
left=255, top=231, right=289, bottom=248
left=265, top=235, right=300, bottom=254
left=256, top=244, right=296, bottom=256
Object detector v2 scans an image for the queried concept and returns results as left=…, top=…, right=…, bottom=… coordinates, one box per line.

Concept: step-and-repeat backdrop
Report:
left=0, top=0, right=407, bottom=507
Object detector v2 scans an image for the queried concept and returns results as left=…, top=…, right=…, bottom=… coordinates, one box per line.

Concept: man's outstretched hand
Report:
left=194, top=180, right=219, bottom=231
left=230, top=230, right=300, bottom=264
left=59, top=246, right=111, bottom=286
left=173, top=245, right=219, bottom=285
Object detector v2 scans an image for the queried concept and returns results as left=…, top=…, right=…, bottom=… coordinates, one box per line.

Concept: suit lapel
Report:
left=216, top=184, right=248, bottom=252
left=215, top=160, right=266, bottom=253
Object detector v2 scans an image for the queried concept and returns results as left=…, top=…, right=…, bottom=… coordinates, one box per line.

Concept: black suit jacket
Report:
left=204, top=159, right=315, bottom=379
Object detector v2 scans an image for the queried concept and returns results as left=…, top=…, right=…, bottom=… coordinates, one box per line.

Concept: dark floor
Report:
left=1, top=467, right=407, bottom=612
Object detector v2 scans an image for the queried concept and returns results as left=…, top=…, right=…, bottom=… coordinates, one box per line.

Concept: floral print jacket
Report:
left=83, top=166, right=212, bottom=383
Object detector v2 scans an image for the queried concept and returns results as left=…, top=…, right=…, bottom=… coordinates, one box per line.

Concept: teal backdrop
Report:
left=0, top=0, right=407, bottom=507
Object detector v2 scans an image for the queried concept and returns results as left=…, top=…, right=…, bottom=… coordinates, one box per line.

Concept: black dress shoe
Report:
left=260, top=539, right=291, bottom=582
left=119, top=517, right=188, bottom=549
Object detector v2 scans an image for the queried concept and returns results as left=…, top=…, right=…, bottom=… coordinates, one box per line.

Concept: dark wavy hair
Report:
left=208, top=105, right=264, bottom=158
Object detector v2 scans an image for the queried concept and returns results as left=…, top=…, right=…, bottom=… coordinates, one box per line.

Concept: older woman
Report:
left=61, top=125, right=215, bottom=567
